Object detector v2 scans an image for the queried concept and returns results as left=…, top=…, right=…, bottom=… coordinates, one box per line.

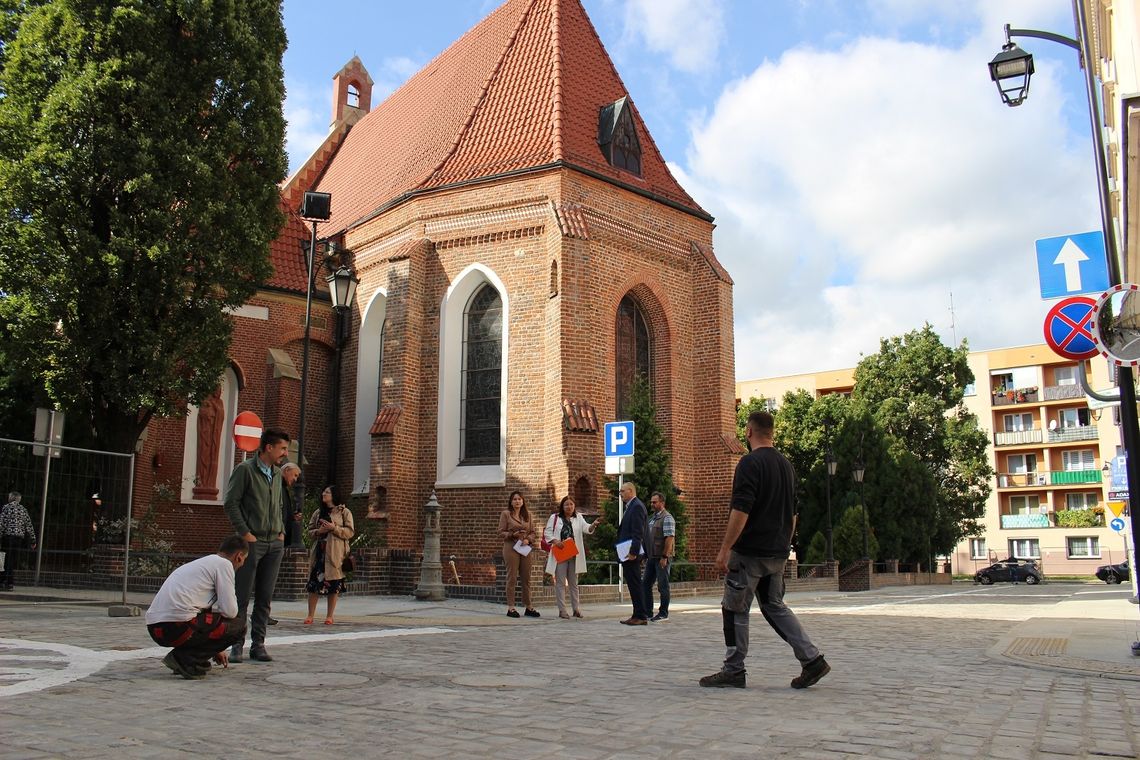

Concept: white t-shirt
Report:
left=145, top=554, right=238, bottom=625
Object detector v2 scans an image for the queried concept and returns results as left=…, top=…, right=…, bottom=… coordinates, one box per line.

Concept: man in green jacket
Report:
left=223, top=427, right=289, bottom=663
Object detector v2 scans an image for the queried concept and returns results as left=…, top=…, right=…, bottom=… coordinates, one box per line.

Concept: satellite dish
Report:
left=1092, top=284, right=1140, bottom=366
left=1048, top=419, right=1058, bottom=431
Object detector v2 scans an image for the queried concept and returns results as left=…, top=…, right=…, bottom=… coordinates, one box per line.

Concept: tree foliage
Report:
left=754, top=324, right=991, bottom=567
left=0, top=0, right=287, bottom=452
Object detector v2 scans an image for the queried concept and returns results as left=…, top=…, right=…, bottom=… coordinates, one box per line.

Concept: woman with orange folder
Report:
left=543, top=495, right=603, bottom=619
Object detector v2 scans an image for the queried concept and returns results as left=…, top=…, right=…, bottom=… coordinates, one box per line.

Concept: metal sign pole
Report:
left=617, top=473, right=624, bottom=602
left=121, top=453, right=135, bottom=606
left=33, top=410, right=55, bottom=587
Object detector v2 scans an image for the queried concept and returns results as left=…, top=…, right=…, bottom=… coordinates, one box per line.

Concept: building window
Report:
left=460, top=285, right=503, bottom=465
left=962, top=382, right=976, bottom=396
left=1065, top=492, right=1099, bottom=510
left=1008, top=538, right=1041, bottom=559
left=598, top=96, right=642, bottom=175
left=969, top=538, right=987, bottom=560
left=1066, top=536, right=1100, bottom=558
left=615, top=294, right=650, bottom=418
left=1007, top=453, right=1037, bottom=473
left=1053, top=365, right=1077, bottom=386
left=1059, top=407, right=1091, bottom=429
left=375, top=318, right=387, bottom=412
left=353, top=288, right=387, bottom=494
left=437, top=264, right=509, bottom=488
left=1003, top=413, right=1034, bottom=432
left=347, top=83, right=360, bottom=108
left=549, top=260, right=559, bottom=298
left=1008, top=494, right=1042, bottom=515
left=1061, top=449, right=1095, bottom=471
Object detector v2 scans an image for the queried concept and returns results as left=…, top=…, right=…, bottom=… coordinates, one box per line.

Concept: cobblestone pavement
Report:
left=2, top=584, right=1140, bottom=759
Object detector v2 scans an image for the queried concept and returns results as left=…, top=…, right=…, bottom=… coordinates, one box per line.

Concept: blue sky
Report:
left=282, top=0, right=1099, bottom=379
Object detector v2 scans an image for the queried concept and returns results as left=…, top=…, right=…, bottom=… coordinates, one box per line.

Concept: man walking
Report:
left=1, top=491, right=36, bottom=591
left=643, top=491, right=675, bottom=621
left=700, top=410, right=829, bottom=689
left=616, top=481, right=650, bottom=625
left=223, top=427, right=289, bottom=663
left=145, top=535, right=248, bottom=679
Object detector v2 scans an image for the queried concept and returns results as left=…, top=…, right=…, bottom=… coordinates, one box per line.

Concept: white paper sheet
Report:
left=513, top=540, right=532, bottom=557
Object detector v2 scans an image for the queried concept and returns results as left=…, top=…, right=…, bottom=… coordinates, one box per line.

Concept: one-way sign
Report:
left=1035, top=231, right=1109, bottom=299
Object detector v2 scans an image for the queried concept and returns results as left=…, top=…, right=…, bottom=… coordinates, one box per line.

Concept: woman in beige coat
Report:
left=304, top=485, right=355, bottom=625
left=543, top=495, right=602, bottom=619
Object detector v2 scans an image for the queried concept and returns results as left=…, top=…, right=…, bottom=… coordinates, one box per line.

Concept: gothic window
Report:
left=598, top=97, right=642, bottom=176
left=615, top=295, right=650, bottom=417
left=461, top=284, right=503, bottom=465
left=574, top=475, right=593, bottom=515
left=347, top=83, right=360, bottom=108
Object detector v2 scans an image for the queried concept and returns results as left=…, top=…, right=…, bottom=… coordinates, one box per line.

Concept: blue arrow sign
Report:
left=604, top=421, right=635, bottom=457
left=1035, top=231, right=1109, bottom=299
left=1111, top=517, right=1126, bottom=532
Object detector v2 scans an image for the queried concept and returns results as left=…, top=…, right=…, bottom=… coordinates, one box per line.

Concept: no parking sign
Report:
left=1043, top=296, right=1099, bottom=360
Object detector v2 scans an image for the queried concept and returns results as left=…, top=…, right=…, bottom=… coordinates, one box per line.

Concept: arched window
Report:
left=461, top=285, right=503, bottom=465
left=347, top=83, right=360, bottom=108
left=375, top=318, right=388, bottom=411
left=354, top=288, right=387, bottom=494
left=574, top=475, right=593, bottom=515
left=615, top=295, right=650, bottom=417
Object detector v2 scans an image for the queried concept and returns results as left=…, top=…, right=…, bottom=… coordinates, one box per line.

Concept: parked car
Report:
left=1095, top=561, right=1130, bottom=584
left=975, top=559, right=1043, bottom=585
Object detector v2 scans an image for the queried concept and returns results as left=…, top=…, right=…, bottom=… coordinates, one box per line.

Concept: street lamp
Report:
left=295, top=191, right=332, bottom=545
left=988, top=32, right=1034, bottom=107
left=823, top=416, right=836, bottom=564
left=991, top=2, right=1140, bottom=629
left=852, top=460, right=868, bottom=561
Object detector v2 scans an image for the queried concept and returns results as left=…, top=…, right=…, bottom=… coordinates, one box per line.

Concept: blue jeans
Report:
left=642, top=557, right=670, bottom=616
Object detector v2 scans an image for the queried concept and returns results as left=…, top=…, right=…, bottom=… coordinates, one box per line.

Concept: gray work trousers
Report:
left=721, top=551, right=820, bottom=674
left=233, top=538, right=283, bottom=647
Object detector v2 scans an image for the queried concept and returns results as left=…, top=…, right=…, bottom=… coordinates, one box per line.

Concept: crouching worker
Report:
left=145, top=535, right=249, bottom=679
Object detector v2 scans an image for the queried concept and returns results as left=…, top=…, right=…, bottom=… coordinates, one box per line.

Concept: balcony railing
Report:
left=1047, top=426, right=1099, bottom=443
left=992, top=387, right=1039, bottom=406
left=1042, top=384, right=1083, bottom=401
left=1000, top=513, right=1051, bottom=529
left=996, top=469, right=1102, bottom=488
left=994, top=429, right=1043, bottom=446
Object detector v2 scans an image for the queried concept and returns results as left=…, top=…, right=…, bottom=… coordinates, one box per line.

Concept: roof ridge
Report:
left=550, top=0, right=564, bottom=161
left=419, top=0, right=540, bottom=190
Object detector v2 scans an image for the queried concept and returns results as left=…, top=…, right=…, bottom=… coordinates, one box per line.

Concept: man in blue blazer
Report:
left=616, top=481, right=650, bottom=625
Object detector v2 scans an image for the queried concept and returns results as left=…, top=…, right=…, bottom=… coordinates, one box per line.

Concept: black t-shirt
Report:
left=730, top=446, right=796, bottom=558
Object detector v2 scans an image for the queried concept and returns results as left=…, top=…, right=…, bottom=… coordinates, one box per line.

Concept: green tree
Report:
left=833, top=499, right=879, bottom=566
left=586, top=378, right=689, bottom=581
left=853, top=325, right=991, bottom=558
left=0, top=0, right=287, bottom=453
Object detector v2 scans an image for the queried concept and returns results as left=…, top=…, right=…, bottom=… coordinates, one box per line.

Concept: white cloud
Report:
left=621, top=0, right=725, bottom=73
left=679, top=17, right=1099, bottom=381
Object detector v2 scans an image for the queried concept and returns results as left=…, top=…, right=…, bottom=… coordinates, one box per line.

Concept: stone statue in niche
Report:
left=191, top=389, right=224, bottom=500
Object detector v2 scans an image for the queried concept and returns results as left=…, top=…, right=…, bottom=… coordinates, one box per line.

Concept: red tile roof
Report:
left=266, top=205, right=312, bottom=292
left=313, top=0, right=707, bottom=235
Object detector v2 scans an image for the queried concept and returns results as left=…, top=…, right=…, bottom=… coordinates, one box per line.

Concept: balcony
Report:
left=992, top=387, right=1039, bottom=406
left=996, top=469, right=1102, bottom=488
left=1046, top=426, right=1099, bottom=443
left=1000, top=513, right=1050, bottom=529
left=994, top=429, right=1043, bottom=447
left=1042, top=384, right=1083, bottom=401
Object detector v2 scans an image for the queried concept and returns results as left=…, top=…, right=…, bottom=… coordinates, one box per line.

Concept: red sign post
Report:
left=233, top=411, right=264, bottom=453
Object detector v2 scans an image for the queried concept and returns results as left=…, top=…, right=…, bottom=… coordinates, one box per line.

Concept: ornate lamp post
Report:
left=825, top=450, right=837, bottom=563
left=852, top=460, right=868, bottom=560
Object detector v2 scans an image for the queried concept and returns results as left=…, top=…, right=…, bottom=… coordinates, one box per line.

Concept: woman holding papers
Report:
left=498, top=491, right=539, bottom=618
left=543, top=495, right=603, bottom=619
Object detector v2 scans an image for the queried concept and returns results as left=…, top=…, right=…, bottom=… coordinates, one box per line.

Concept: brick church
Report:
left=136, top=0, right=739, bottom=584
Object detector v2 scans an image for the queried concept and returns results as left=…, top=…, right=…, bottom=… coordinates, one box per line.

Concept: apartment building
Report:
left=736, top=344, right=1127, bottom=577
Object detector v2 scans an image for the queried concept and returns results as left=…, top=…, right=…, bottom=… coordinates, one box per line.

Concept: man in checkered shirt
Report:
left=1, top=491, right=37, bottom=591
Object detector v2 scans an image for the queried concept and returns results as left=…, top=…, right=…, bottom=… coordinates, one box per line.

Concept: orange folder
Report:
left=551, top=537, right=578, bottom=563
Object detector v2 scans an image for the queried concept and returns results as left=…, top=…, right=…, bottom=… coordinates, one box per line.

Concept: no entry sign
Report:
left=1043, top=296, right=1098, bottom=361
left=233, top=411, right=264, bottom=453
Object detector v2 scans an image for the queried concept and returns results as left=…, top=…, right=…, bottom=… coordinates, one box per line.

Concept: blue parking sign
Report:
left=604, top=421, right=635, bottom=457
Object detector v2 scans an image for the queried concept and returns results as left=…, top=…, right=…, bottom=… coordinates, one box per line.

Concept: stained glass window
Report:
left=615, top=295, right=650, bottom=417
left=461, top=285, right=502, bottom=464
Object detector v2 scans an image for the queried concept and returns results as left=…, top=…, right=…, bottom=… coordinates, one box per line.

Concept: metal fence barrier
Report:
left=0, top=437, right=134, bottom=602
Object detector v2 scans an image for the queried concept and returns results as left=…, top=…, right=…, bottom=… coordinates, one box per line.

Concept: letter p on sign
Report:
left=604, top=421, right=635, bottom=458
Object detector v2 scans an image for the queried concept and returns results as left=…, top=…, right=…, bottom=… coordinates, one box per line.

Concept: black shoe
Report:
left=162, top=651, right=204, bottom=680
left=650, top=613, right=668, bottom=622
left=229, top=644, right=243, bottom=663
left=267, top=616, right=278, bottom=626
left=699, top=669, right=746, bottom=688
left=248, top=645, right=273, bottom=662
left=791, top=656, right=830, bottom=689
left=524, top=608, right=541, bottom=618
left=506, top=609, right=520, bottom=618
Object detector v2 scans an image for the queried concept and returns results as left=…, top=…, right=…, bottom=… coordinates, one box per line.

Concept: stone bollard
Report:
left=413, top=491, right=446, bottom=601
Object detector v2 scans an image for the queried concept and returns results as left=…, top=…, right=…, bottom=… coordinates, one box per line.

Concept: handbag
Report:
left=540, top=516, right=559, bottom=552
left=341, top=548, right=356, bottom=574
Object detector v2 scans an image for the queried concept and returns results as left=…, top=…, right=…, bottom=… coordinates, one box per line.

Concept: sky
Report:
left=281, top=0, right=1100, bottom=381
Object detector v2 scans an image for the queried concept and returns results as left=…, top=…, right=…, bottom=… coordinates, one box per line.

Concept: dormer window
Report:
left=598, top=96, right=641, bottom=176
